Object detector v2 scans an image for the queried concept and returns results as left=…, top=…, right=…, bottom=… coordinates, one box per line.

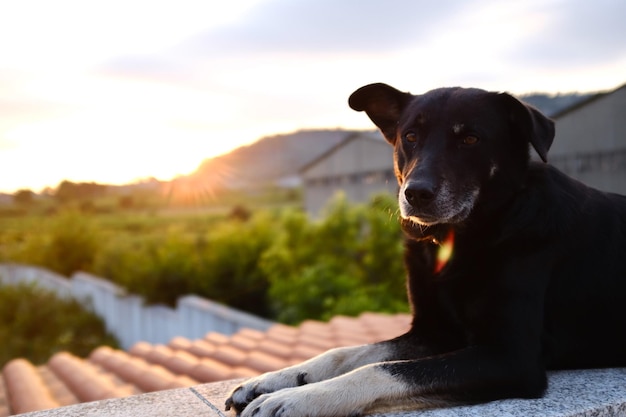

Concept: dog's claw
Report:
left=225, top=397, right=234, bottom=411
left=225, top=383, right=263, bottom=414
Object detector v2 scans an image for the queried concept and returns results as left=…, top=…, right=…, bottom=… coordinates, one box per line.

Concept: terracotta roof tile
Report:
left=266, top=323, right=300, bottom=339
left=48, top=352, right=136, bottom=402
left=133, top=364, right=183, bottom=392
left=37, top=366, right=78, bottom=407
left=162, top=351, right=200, bottom=376
left=167, top=336, right=194, bottom=351
left=290, top=343, right=326, bottom=361
left=142, top=344, right=177, bottom=366
left=244, top=351, right=289, bottom=373
left=95, top=345, right=199, bottom=393
left=212, top=345, right=248, bottom=368
left=89, top=346, right=177, bottom=393
left=0, top=311, right=411, bottom=415
left=229, top=333, right=262, bottom=351
left=189, top=358, right=233, bottom=382
left=2, top=359, right=59, bottom=414
left=297, top=333, right=337, bottom=350
left=186, top=339, right=217, bottom=358
left=204, top=332, right=230, bottom=345
left=266, top=330, right=298, bottom=346
left=229, top=366, right=261, bottom=379
left=299, top=319, right=331, bottom=336
left=236, top=328, right=267, bottom=341
left=127, top=341, right=153, bottom=358
left=256, top=339, right=293, bottom=360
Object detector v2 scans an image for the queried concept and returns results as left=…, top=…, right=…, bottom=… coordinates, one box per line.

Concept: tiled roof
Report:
left=0, top=312, right=411, bottom=416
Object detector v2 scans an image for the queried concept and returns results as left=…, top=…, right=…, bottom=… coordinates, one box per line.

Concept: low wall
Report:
left=0, top=263, right=274, bottom=350
left=17, top=368, right=626, bottom=417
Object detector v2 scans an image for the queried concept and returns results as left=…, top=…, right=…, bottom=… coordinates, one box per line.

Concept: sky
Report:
left=1, top=0, right=625, bottom=193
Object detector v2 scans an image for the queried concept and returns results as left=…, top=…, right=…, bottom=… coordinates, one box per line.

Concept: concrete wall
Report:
left=0, top=263, right=274, bottom=350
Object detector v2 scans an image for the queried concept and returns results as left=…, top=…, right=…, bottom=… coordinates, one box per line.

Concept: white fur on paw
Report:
left=225, top=370, right=308, bottom=412
left=240, top=383, right=362, bottom=417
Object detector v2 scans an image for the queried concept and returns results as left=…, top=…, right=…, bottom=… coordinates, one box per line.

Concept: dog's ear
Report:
left=349, top=83, right=412, bottom=143
left=499, top=93, right=555, bottom=163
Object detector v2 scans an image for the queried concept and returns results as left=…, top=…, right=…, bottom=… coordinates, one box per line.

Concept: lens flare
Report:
left=435, top=230, right=454, bottom=274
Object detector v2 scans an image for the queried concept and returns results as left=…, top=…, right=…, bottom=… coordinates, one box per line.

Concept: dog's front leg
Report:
left=236, top=362, right=411, bottom=417
left=233, top=345, right=547, bottom=417
left=225, top=342, right=394, bottom=413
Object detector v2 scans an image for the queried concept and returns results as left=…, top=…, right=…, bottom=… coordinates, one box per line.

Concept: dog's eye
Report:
left=462, top=135, right=479, bottom=146
left=404, top=132, right=417, bottom=142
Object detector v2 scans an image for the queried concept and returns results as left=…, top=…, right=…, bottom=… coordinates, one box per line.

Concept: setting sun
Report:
left=1, top=73, right=258, bottom=191
left=1, top=0, right=625, bottom=193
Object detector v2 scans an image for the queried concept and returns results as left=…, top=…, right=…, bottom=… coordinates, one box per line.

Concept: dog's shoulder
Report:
left=500, top=163, right=626, bottom=243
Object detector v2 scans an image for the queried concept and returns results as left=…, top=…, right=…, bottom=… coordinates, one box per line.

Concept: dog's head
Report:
left=349, top=83, right=554, bottom=234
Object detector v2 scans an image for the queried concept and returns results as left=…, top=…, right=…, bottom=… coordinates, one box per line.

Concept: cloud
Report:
left=90, top=0, right=626, bottom=143
left=97, top=0, right=500, bottom=96
left=504, top=0, right=626, bottom=68
left=99, top=55, right=192, bottom=84
left=181, top=0, right=480, bottom=55
left=97, top=0, right=626, bottom=96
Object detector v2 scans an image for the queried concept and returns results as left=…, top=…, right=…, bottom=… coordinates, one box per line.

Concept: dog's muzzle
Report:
left=400, top=180, right=439, bottom=226
left=399, top=180, right=480, bottom=226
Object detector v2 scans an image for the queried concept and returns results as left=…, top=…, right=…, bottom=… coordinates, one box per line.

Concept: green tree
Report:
left=94, top=230, right=196, bottom=306
left=0, top=211, right=100, bottom=276
left=43, top=211, right=101, bottom=276
left=191, top=212, right=276, bottom=316
left=262, top=193, right=408, bottom=324
left=13, top=189, right=35, bottom=206
left=94, top=213, right=276, bottom=316
left=55, top=181, right=107, bottom=204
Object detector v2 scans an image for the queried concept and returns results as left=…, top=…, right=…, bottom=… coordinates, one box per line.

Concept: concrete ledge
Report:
left=14, top=369, right=626, bottom=417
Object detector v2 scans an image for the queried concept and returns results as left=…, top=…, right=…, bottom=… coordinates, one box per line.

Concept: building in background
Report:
left=549, top=83, right=626, bottom=194
left=300, top=132, right=396, bottom=215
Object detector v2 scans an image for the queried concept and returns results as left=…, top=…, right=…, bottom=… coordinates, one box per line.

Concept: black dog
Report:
left=225, top=83, right=626, bottom=417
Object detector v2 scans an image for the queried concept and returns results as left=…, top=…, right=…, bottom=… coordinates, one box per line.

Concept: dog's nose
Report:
left=404, top=182, right=436, bottom=207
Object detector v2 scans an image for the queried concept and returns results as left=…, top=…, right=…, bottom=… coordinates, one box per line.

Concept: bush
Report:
left=1, top=211, right=100, bottom=277
left=262, top=193, right=408, bottom=324
left=0, top=281, right=118, bottom=367
left=1, top=193, right=409, bottom=324
left=94, top=214, right=276, bottom=316
left=42, top=211, right=101, bottom=276
left=93, top=229, right=196, bottom=306
left=190, top=212, right=276, bottom=316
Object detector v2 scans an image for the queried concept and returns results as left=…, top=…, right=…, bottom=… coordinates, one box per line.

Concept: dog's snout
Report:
left=404, top=182, right=436, bottom=207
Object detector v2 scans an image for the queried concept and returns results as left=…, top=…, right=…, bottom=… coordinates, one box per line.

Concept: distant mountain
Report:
left=190, top=129, right=365, bottom=188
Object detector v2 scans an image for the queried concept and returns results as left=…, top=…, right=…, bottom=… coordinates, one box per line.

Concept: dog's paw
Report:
left=240, top=389, right=302, bottom=417
left=239, top=385, right=361, bottom=417
left=225, top=370, right=309, bottom=413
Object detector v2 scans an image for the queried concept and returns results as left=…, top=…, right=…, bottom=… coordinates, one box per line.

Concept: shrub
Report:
left=94, top=213, right=276, bottom=316
left=262, top=193, right=408, bottom=324
left=1, top=211, right=101, bottom=277
left=0, top=281, right=118, bottom=367
left=188, top=212, right=276, bottom=316
left=93, top=230, right=196, bottom=306
left=42, top=211, right=101, bottom=276
left=2, top=193, right=409, bottom=324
